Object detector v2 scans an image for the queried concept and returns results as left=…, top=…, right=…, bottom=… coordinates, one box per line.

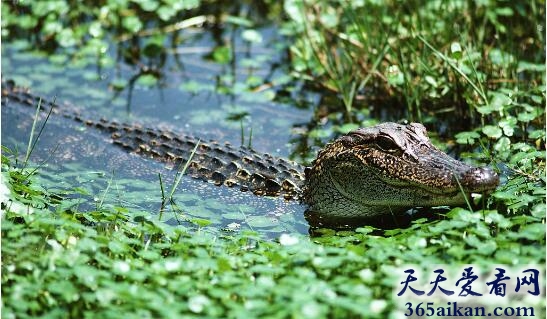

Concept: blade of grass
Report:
left=168, top=139, right=200, bottom=200
left=240, top=120, right=245, bottom=146
left=158, top=173, right=166, bottom=201
left=26, top=143, right=61, bottom=178
left=158, top=173, right=166, bottom=220
left=24, top=98, right=42, bottom=164
left=166, top=141, right=201, bottom=224
left=24, top=98, right=53, bottom=167
left=247, top=126, right=253, bottom=149
left=22, top=98, right=56, bottom=172
left=416, top=35, right=489, bottom=106
left=452, top=171, right=474, bottom=212
left=97, top=170, right=115, bottom=210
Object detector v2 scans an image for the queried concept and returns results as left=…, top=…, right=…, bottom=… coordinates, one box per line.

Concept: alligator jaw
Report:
left=303, top=122, right=500, bottom=219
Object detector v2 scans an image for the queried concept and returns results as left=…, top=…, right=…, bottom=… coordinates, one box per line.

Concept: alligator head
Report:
left=303, top=122, right=499, bottom=220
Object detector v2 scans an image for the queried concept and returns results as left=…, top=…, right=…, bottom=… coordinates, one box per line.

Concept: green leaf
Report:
left=490, top=92, right=512, bottom=110
left=122, top=16, right=143, bottom=33
left=242, top=29, right=263, bottom=43
left=517, top=112, right=537, bottom=122
left=517, top=61, right=546, bottom=72
left=450, top=42, right=462, bottom=59
left=212, top=46, right=232, bottom=64
left=136, top=74, right=158, bottom=86
left=528, top=129, right=545, bottom=139
left=246, top=216, right=274, bottom=228
left=191, top=218, right=212, bottom=227
left=188, top=295, right=210, bottom=314
left=142, top=36, right=165, bottom=57
left=494, top=137, right=511, bottom=153
left=284, top=0, right=305, bottom=24
left=88, top=21, right=103, bottom=38
left=179, top=80, right=214, bottom=93
left=335, top=123, right=360, bottom=134
left=224, top=15, right=254, bottom=27
left=482, top=125, right=502, bottom=139
left=18, top=15, right=38, bottom=29
left=137, top=0, right=159, bottom=11
left=495, top=7, right=514, bottom=16
left=386, top=65, right=404, bottom=86
left=56, top=29, right=77, bottom=47
left=517, top=223, right=545, bottom=241
left=455, top=131, right=480, bottom=145
left=499, top=117, right=517, bottom=136
left=531, top=204, right=546, bottom=218
left=110, top=78, right=128, bottom=91
left=108, top=241, right=128, bottom=254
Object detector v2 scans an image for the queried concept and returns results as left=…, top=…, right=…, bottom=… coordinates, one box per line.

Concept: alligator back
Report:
left=1, top=80, right=305, bottom=199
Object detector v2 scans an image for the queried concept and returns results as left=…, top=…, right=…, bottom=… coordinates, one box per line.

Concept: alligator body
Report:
left=1, top=81, right=305, bottom=199
left=1, top=81, right=500, bottom=221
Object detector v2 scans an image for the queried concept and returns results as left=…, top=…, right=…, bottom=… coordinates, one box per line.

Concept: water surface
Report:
left=2, top=20, right=318, bottom=237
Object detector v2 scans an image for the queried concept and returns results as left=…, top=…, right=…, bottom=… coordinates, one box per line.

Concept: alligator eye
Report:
left=375, top=136, right=399, bottom=152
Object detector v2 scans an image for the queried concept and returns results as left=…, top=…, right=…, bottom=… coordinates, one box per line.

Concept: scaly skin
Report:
left=1, top=80, right=499, bottom=220
left=303, top=123, right=499, bottom=218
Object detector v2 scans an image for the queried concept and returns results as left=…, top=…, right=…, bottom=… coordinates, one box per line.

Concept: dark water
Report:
left=1, top=23, right=318, bottom=236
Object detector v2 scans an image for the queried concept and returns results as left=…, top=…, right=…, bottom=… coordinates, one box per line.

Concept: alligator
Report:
left=1, top=80, right=500, bottom=223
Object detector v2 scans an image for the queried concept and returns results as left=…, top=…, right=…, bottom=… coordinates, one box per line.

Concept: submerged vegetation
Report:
left=1, top=0, right=545, bottom=317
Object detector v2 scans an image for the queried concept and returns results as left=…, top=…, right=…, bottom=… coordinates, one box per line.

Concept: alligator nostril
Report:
left=460, top=167, right=500, bottom=192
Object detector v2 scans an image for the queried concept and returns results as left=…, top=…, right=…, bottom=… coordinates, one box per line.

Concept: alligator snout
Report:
left=304, top=122, right=502, bottom=219
left=458, top=167, right=499, bottom=192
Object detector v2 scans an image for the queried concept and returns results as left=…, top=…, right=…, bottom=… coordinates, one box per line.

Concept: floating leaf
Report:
left=136, top=74, right=158, bottom=87
left=242, top=29, right=263, bottom=43
left=110, top=78, right=128, bottom=91
left=224, top=15, right=253, bottom=27
left=143, top=36, right=165, bottom=57
left=335, top=123, right=359, bottom=134
left=191, top=218, right=212, bottom=227
left=246, top=216, right=274, bottom=228
left=212, top=46, right=232, bottom=64
left=279, top=233, right=299, bottom=246
left=179, top=80, right=213, bottom=93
